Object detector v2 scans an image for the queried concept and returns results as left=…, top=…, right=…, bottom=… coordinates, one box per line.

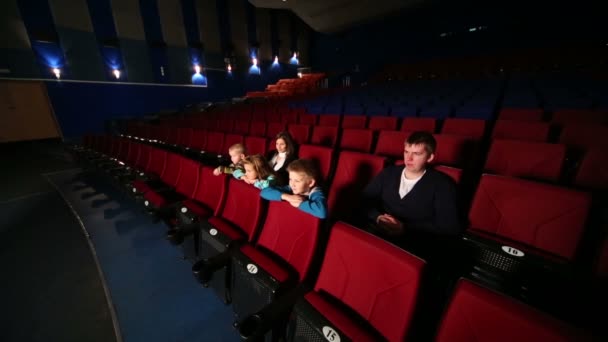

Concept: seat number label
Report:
left=501, top=246, right=525, bottom=257
left=246, top=264, right=258, bottom=274
left=322, top=326, right=340, bottom=342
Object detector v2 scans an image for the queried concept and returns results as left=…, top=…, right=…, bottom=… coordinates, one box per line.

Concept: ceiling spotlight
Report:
left=52, top=68, right=61, bottom=79
left=227, top=64, right=232, bottom=72
left=252, top=57, right=258, bottom=66
left=113, top=69, right=121, bottom=79
left=194, top=64, right=201, bottom=74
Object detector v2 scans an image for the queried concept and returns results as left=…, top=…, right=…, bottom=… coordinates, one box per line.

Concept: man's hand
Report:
left=376, top=214, right=404, bottom=236
left=213, top=167, right=221, bottom=176
left=281, top=194, right=305, bottom=208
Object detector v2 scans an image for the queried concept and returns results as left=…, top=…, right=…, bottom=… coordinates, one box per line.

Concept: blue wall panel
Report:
left=57, top=28, right=105, bottom=81
left=46, top=82, right=214, bottom=138
left=166, top=46, right=190, bottom=84
left=120, top=38, right=154, bottom=83
left=0, top=49, right=41, bottom=77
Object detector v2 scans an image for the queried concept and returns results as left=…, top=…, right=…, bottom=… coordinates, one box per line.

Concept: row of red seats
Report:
left=82, top=135, right=604, bottom=279
left=175, top=105, right=606, bottom=127
left=73, top=136, right=603, bottom=340
left=119, top=120, right=607, bottom=190
left=147, top=114, right=608, bottom=149
left=499, top=108, right=608, bottom=125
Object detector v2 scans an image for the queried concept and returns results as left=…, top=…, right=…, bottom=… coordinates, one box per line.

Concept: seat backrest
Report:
left=134, top=143, right=150, bottom=170
left=328, top=151, right=385, bottom=221
left=174, top=157, right=200, bottom=197
left=223, top=133, right=244, bottom=154
left=559, top=124, right=608, bottom=152
left=552, top=109, right=608, bottom=125
left=401, top=118, right=436, bottom=132
left=266, top=122, right=286, bottom=138
left=249, top=121, right=267, bottom=137
left=484, top=140, right=566, bottom=182
left=442, top=118, right=486, bottom=139
left=469, top=174, right=591, bottom=260
left=234, top=120, right=250, bottom=135
left=244, top=136, right=268, bottom=156
left=298, top=144, right=334, bottom=183
left=310, top=126, right=339, bottom=147
left=266, top=111, right=281, bottom=123
left=146, top=147, right=167, bottom=176
left=341, top=115, right=367, bottom=129
left=340, top=128, right=374, bottom=153
left=205, top=131, right=225, bottom=154
left=299, top=114, right=318, bottom=125
left=368, top=116, right=398, bottom=131
left=256, top=201, right=321, bottom=281
left=318, top=115, right=341, bottom=127
left=492, top=120, right=549, bottom=142
left=166, top=128, right=179, bottom=145
left=192, top=166, right=228, bottom=216
left=190, top=129, right=206, bottom=150
left=595, top=233, right=608, bottom=279
left=435, top=165, right=463, bottom=184
left=498, top=108, right=544, bottom=122
left=315, top=222, right=425, bottom=342
left=288, top=124, right=311, bottom=145
left=217, top=178, right=265, bottom=242
left=436, top=279, right=585, bottom=342
left=125, top=141, right=140, bottom=166
left=574, top=148, right=608, bottom=189
left=281, top=110, right=298, bottom=124
left=177, top=128, right=193, bottom=146
left=374, top=131, right=410, bottom=159
left=161, top=152, right=183, bottom=187
left=217, top=119, right=235, bottom=132
left=433, top=134, right=475, bottom=167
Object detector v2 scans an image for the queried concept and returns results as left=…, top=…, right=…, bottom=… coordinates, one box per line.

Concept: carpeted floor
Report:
left=0, top=141, right=239, bottom=341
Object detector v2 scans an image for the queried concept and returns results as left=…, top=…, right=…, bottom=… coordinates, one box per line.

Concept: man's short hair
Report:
left=229, top=143, right=247, bottom=155
left=287, top=159, right=321, bottom=182
left=405, top=131, right=436, bottom=155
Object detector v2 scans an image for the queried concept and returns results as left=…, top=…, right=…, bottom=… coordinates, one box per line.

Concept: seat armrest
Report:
left=238, top=285, right=307, bottom=340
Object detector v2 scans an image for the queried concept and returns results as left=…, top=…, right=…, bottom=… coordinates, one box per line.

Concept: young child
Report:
left=240, top=154, right=275, bottom=189
left=213, top=143, right=246, bottom=179
left=260, top=159, right=327, bottom=219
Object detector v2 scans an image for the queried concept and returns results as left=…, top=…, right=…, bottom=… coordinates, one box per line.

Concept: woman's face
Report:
left=244, top=164, right=258, bottom=181
left=276, top=138, right=287, bottom=153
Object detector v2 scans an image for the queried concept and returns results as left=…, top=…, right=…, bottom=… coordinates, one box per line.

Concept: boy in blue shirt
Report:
left=260, top=159, right=327, bottom=219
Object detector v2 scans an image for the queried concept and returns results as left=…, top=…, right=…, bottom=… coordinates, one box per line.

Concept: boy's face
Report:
left=229, top=150, right=245, bottom=165
left=288, top=171, right=315, bottom=195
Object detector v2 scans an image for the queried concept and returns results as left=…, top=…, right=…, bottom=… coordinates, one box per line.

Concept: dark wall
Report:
left=310, top=1, right=605, bottom=82
left=1, top=0, right=311, bottom=138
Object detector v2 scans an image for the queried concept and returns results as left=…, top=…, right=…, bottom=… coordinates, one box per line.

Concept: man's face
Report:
left=403, top=143, right=434, bottom=174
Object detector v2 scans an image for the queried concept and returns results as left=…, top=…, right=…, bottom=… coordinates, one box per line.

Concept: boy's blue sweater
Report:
left=260, top=186, right=327, bottom=219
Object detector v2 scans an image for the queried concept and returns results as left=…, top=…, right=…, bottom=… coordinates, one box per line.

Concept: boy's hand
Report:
left=281, top=194, right=305, bottom=207
left=213, top=167, right=221, bottom=176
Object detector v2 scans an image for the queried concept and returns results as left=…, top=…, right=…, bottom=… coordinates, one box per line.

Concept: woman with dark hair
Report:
left=266, top=131, right=297, bottom=185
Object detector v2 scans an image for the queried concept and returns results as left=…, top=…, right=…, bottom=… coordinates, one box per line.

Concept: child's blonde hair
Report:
left=242, top=154, right=274, bottom=180
left=229, top=143, right=247, bottom=155
left=286, top=159, right=321, bottom=183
